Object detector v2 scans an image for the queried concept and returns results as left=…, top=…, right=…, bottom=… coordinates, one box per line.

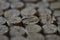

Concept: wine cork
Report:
left=0, top=35, right=8, bottom=40
left=38, top=8, right=51, bottom=16
left=11, top=2, right=24, bottom=9
left=4, top=9, right=20, bottom=19
left=43, top=24, right=57, bottom=34
left=0, top=17, right=6, bottom=24
left=7, top=17, right=22, bottom=24
left=46, top=35, right=60, bottom=40
left=10, top=26, right=26, bottom=36
left=11, top=36, right=28, bottom=40
left=50, top=2, right=60, bottom=9
left=53, top=10, right=60, bottom=17
left=26, top=24, right=42, bottom=33
left=27, top=33, right=45, bottom=40
left=0, top=2, right=10, bottom=10
left=22, top=16, right=39, bottom=24
left=21, top=7, right=36, bottom=18
left=0, top=25, right=8, bottom=34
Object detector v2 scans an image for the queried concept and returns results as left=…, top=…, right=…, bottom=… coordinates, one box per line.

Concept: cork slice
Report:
left=22, top=16, right=39, bottom=24
left=0, top=25, right=8, bottom=34
left=43, top=24, right=57, bottom=34
left=46, top=34, right=60, bottom=40
left=26, top=24, right=42, bottom=33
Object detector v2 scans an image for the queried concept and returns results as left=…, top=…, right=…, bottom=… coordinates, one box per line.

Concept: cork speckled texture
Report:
left=0, top=0, right=60, bottom=40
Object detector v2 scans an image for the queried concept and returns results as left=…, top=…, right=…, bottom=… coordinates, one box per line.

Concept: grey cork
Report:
left=7, top=17, right=22, bottom=24
left=4, top=9, right=20, bottom=19
left=27, top=33, right=45, bottom=40
left=0, top=25, right=8, bottom=34
left=21, top=7, right=36, bottom=18
left=0, top=2, right=10, bottom=10
left=11, top=36, right=28, bottom=40
left=22, top=16, right=39, bottom=24
left=11, top=2, right=24, bottom=9
left=0, top=17, right=6, bottom=24
left=46, top=34, right=60, bottom=40
left=43, top=24, right=57, bottom=34
left=0, top=35, right=8, bottom=40
left=26, top=24, right=42, bottom=33
left=10, top=26, right=26, bottom=36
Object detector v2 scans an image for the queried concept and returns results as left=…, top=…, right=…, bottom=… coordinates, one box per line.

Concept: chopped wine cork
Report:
left=39, top=15, right=53, bottom=24
left=46, top=35, right=60, bottom=40
left=10, top=26, right=26, bottom=36
left=43, top=24, right=57, bottom=34
left=11, top=36, right=28, bottom=40
left=26, top=24, right=42, bottom=33
left=38, top=8, right=51, bottom=16
left=53, top=10, right=60, bottom=17
left=21, top=7, right=36, bottom=18
left=27, top=33, right=45, bottom=40
left=4, top=9, right=20, bottom=19
left=36, top=2, right=49, bottom=8
left=0, top=17, right=6, bottom=24
left=7, top=17, right=22, bottom=24
left=0, top=35, right=8, bottom=40
left=0, top=25, right=8, bottom=34
left=38, top=7, right=51, bottom=24
left=22, top=16, right=39, bottom=24
left=11, top=2, right=24, bottom=9
left=40, top=16, right=47, bottom=24
left=0, top=2, right=10, bottom=10
left=50, top=2, right=60, bottom=9
left=25, top=3, right=36, bottom=8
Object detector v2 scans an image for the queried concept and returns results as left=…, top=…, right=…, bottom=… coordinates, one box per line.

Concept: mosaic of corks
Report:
left=0, top=0, right=60, bottom=40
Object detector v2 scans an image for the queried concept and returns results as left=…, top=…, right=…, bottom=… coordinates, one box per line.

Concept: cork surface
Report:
left=0, top=0, right=60, bottom=40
